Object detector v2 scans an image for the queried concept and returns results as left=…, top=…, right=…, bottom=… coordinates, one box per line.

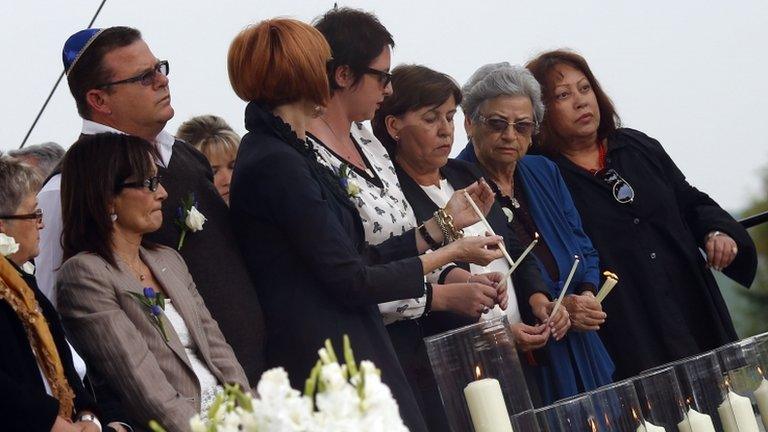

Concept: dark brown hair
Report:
left=60, top=133, right=159, bottom=266
left=314, top=7, right=394, bottom=91
left=526, top=49, right=621, bottom=154
left=228, top=19, right=331, bottom=107
left=371, top=64, right=462, bottom=154
left=66, top=27, right=142, bottom=119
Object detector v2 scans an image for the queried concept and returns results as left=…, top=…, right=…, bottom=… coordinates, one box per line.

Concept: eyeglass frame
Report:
left=96, top=60, right=169, bottom=89
left=477, top=114, right=539, bottom=137
left=0, top=208, right=43, bottom=223
left=364, top=67, right=392, bottom=87
left=595, top=168, right=635, bottom=204
left=119, top=175, right=163, bottom=193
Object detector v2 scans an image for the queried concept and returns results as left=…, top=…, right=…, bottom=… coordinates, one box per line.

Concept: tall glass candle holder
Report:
left=425, top=316, right=533, bottom=432
left=511, top=409, right=541, bottom=432
left=536, top=394, right=600, bottom=432
left=632, top=366, right=688, bottom=431
left=716, top=340, right=765, bottom=432
left=674, top=351, right=726, bottom=432
left=589, top=380, right=646, bottom=431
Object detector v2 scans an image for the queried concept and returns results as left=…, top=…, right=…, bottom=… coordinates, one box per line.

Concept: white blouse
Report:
left=420, top=179, right=521, bottom=324
left=310, top=123, right=427, bottom=325
left=163, top=301, right=222, bottom=416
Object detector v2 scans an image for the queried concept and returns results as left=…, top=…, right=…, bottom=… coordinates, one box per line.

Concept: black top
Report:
left=230, top=102, right=428, bottom=432
left=553, top=128, right=757, bottom=379
left=146, top=139, right=266, bottom=384
left=393, top=158, right=549, bottom=431
left=0, top=258, right=97, bottom=432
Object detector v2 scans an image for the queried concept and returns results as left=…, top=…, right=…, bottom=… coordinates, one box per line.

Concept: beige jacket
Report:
left=57, top=245, right=249, bottom=432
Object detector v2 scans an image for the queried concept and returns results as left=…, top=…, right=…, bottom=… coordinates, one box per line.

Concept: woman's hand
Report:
left=444, top=180, right=496, bottom=230
left=563, top=291, right=606, bottom=331
left=444, top=269, right=508, bottom=310
left=530, top=293, right=571, bottom=341
left=51, top=417, right=80, bottom=432
left=444, top=235, right=504, bottom=266
left=511, top=323, right=549, bottom=352
left=432, top=282, right=498, bottom=319
left=705, top=231, right=738, bottom=271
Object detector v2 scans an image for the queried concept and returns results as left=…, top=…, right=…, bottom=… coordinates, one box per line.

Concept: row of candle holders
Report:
left=424, top=316, right=768, bottom=432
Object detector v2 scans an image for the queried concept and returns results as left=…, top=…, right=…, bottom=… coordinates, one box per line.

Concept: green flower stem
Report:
left=177, top=229, right=187, bottom=250
left=343, top=335, right=358, bottom=377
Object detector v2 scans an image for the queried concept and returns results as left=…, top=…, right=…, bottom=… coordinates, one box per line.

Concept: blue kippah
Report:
left=62, top=28, right=105, bottom=75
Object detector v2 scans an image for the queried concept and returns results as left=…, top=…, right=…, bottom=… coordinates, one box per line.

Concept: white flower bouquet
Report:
left=149, top=335, right=409, bottom=432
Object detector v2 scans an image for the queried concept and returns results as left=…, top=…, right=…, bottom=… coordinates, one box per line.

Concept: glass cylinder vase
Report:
left=716, top=339, right=765, bottom=432
left=632, top=366, right=688, bottom=431
left=536, top=393, right=600, bottom=432
left=589, top=380, right=647, bottom=431
left=674, top=351, right=727, bottom=432
left=424, top=315, right=533, bottom=432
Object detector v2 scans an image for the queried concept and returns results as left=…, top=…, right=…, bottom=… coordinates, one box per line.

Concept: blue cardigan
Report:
left=457, top=143, right=614, bottom=402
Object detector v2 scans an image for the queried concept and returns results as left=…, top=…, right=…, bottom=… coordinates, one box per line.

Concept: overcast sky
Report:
left=2, top=0, right=766, bottom=211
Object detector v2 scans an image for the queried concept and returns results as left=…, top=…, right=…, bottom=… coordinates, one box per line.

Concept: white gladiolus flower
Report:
left=0, top=233, right=20, bottom=256
left=185, top=206, right=207, bottom=232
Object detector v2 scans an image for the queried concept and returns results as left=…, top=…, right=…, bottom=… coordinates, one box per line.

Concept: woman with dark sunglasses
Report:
left=453, top=63, right=615, bottom=405
left=525, top=49, right=757, bottom=380
left=55, top=133, right=250, bottom=431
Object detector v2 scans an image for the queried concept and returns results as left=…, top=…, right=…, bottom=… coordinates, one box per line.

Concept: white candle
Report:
left=677, top=408, right=715, bottom=432
left=596, top=272, right=618, bottom=303
left=463, top=190, right=516, bottom=268
left=464, top=375, right=514, bottom=432
left=754, top=378, right=768, bottom=429
left=549, top=256, right=580, bottom=320
left=717, top=390, right=760, bottom=432
left=638, top=421, right=667, bottom=432
left=501, top=233, right=539, bottom=280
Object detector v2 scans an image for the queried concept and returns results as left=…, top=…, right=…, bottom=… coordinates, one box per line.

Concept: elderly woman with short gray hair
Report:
left=456, top=62, right=615, bottom=403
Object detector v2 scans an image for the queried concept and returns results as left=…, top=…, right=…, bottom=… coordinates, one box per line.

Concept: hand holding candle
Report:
left=596, top=271, right=619, bottom=303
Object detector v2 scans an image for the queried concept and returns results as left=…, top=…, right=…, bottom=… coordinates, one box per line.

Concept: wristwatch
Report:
left=78, top=413, right=103, bottom=432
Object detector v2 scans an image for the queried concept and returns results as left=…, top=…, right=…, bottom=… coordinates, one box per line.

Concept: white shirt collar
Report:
left=80, top=119, right=175, bottom=167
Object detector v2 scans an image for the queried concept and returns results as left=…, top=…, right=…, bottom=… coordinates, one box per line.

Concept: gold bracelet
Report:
left=434, top=209, right=455, bottom=243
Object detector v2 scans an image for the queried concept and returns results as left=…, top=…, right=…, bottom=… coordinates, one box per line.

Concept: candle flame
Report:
left=534, top=232, right=540, bottom=239
left=632, top=408, right=639, bottom=421
left=588, top=417, right=598, bottom=432
left=475, top=365, right=482, bottom=379
left=759, top=365, right=765, bottom=379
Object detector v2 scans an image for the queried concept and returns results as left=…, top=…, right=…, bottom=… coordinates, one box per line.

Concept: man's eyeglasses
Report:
left=0, top=208, right=43, bottom=224
left=595, top=168, right=635, bottom=204
left=97, top=60, right=169, bottom=89
left=478, top=115, right=538, bottom=137
left=364, top=67, right=392, bottom=87
left=120, top=175, right=163, bottom=193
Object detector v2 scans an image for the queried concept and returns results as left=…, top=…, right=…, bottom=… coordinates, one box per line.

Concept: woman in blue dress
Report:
left=455, top=62, right=615, bottom=403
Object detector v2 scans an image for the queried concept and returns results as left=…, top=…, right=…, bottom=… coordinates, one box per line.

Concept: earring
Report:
left=394, top=135, right=400, bottom=141
left=110, top=213, right=118, bottom=222
left=312, top=105, right=323, bottom=118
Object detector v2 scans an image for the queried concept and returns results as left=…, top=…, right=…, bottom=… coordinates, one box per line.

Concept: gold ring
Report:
left=732, top=246, right=738, bottom=254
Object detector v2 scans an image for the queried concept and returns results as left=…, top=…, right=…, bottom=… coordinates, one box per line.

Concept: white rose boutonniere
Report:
left=0, top=233, right=20, bottom=256
left=21, top=261, right=36, bottom=275
left=338, top=164, right=361, bottom=198
left=175, top=193, right=207, bottom=250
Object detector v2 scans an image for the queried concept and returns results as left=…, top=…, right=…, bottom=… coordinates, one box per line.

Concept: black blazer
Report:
left=230, top=102, right=428, bottom=432
left=0, top=258, right=97, bottom=432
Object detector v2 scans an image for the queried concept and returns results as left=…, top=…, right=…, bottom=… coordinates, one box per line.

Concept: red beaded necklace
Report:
left=573, top=139, right=606, bottom=174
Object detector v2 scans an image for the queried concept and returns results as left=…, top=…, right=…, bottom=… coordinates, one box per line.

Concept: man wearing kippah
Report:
left=37, top=27, right=266, bottom=390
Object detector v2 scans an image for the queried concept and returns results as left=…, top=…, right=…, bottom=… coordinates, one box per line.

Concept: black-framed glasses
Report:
left=478, top=115, right=538, bottom=137
left=97, top=60, right=169, bottom=89
left=0, top=208, right=43, bottom=223
left=595, top=168, right=635, bottom=204
left=120, top=175, right=163, bottom=192
left=364, top=67, right=392, bottom=87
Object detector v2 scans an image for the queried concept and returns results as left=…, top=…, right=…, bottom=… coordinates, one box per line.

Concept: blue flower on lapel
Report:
left=129, top=287, right=169, bottom=342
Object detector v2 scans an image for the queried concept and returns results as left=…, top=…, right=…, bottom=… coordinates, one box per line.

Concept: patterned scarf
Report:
left=0, top=257, right=75, bottom=417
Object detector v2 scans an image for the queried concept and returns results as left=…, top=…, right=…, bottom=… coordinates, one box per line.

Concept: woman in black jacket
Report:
left=525, top=49, right=757, bottom=380
left=227, top=19, right=503, bottom=432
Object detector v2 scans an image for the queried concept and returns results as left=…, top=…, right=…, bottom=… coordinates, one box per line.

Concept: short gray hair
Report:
left=8, top=142, right=65, bottom=178
left=461, top=62, right=545, bottom=124
left=0, top=157, right=42, bottom=215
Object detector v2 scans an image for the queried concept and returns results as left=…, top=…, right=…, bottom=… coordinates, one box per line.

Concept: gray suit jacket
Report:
left=57, top=245, right=249, bottom=432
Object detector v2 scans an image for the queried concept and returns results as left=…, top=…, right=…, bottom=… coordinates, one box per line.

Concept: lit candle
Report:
left=501, top=233, right=539, bottom=281
left=754, top=375, right=768, bottom=429
left=677, top=407, right=715, bottom=432
left=463, top=190, right=516, bottom=267
left=549, top=256, right=580, bottom=320
left=596, top=271, right=619, bottom=303
left=717, top=390, right=760, bottom=432
left=463, top=366, right=514, bottom=432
